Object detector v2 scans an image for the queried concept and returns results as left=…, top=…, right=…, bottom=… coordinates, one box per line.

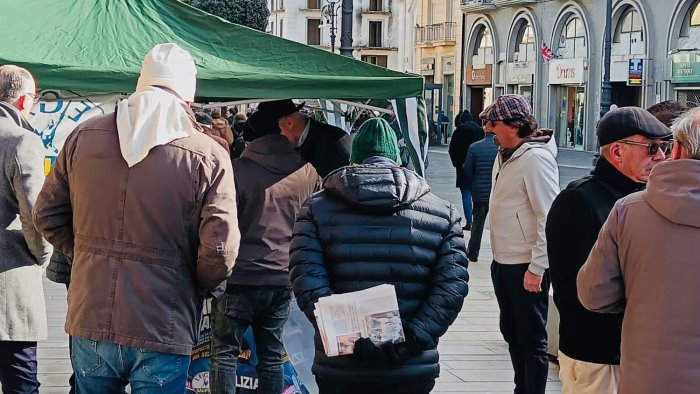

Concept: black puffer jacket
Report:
left=289, top=164, right=469, bottom=382
left=462, top=134, right=498, bottom=203
left=46, top=250, right=71, bottom=285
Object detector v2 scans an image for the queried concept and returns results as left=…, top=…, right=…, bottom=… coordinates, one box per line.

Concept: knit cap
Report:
left=350, top=118, right=400, bottom=164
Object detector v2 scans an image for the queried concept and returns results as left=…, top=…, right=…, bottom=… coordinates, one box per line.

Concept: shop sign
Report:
left=672, top=53, right=700, bottom=83
left=507, top=62, right=534, bottom=84
left=420, top=57, right=435, bottom=76
left=548, top=58, right=586, bottom=85
left=628, top=59, right=643, bottom=86
left=465, top=64, right=493, bottom=86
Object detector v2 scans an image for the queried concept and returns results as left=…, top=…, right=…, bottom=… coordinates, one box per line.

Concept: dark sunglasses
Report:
left=618, top=139, right=673, bottom=156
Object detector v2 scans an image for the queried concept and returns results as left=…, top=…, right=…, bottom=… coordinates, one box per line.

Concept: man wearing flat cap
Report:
left=483, top=94, right=559, bottom=394
left=257, top=99, right=351, bottom=178
left=546, top=106, right=671, bottom=393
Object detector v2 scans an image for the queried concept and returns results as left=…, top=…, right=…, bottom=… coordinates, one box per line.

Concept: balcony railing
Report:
left=493, top=0, right=539, bottom=7
left=460, top=0, right=496, bottom=12
left=415, top=22, right=457, bottom=44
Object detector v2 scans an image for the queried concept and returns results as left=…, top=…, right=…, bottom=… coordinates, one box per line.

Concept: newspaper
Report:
left=314, top=284, right=405, bottom=357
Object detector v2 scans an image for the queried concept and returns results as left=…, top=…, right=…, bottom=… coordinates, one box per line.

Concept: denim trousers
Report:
left=467, top=201, right=489, bottom=261
left=460, top=188, right=473, bottom=225
left=0, top=341, right=39, bottom=394
left=491, top=262, right=550, bottom=394
left=71, top=337, right=190, bottom=394
left=210, top=285, right=292, bottom=394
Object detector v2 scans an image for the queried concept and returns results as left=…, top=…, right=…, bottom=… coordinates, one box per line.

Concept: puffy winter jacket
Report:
left=463, top=134, right=498, bottom=203
left=289, top=164, right=469, bottom=383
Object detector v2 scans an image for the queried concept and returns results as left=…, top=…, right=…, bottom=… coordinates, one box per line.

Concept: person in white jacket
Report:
left=482, top=94, right=560, bottom=394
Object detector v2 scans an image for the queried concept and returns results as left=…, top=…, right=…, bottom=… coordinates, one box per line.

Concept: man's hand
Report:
left=524, top=270, right=543, bottom=293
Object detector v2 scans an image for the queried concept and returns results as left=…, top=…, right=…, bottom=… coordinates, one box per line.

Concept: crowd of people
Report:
left=0, top=41, right=699, bottom=394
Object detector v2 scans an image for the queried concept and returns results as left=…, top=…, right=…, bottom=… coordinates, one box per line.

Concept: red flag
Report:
left=541, top=41, right=553, bottom=61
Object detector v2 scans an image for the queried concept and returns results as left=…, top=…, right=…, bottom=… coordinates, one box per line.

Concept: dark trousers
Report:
left=467, top=202, right=489, bottom=261
left=210, top=285, right=292, bottom=394
left=316, top=377, right=435, bottom=394
left=491, top=261, right=550, bottom=394
left=0, top=341, right=39, bottom=394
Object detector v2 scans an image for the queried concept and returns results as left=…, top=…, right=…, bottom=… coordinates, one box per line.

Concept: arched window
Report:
left=473, top=26, right=492, bottom=56
left=514, top=22, right=535, bottom=62
left=692, top=2, right=700, bottom=26
left=614, top=8, right=643, bottom=42
left=558, top=15, right=586, bottom=58
left=566, top=17, right=585, bottom=39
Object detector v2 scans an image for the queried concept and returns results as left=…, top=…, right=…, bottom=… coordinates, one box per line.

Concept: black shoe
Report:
left=462, top=224, right=471, bottom=231
left=467, top=255, right=478, bottom=262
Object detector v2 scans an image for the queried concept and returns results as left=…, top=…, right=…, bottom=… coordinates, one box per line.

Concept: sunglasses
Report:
left=618, top=139, right=672, bottom=156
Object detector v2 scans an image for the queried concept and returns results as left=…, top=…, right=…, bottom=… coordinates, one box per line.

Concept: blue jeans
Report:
left=460, top=188, right=473, bottom=226
left=210, top=285, right=292, bottom=394
left=71, top=337, right=190, bottom=394
left=0, top=341, right=39, bottom=394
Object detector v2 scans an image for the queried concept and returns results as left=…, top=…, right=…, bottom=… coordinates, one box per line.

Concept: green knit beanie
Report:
left=350, top=118, right=401, bottom=164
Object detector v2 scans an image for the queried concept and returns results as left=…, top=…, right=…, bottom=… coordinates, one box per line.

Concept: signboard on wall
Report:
left=507, top=62, right=534, bottom=85
left=672, top=53, right=700, bottom=84
left=465, top=64, right=493, bottom=86
left=628, top=59, right=643, bottom=86
left=548, top=58, right=586, bottom=85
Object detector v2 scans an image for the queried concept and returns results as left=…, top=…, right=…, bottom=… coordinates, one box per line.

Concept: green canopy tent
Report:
left=0, top=0, right=429, bottom=174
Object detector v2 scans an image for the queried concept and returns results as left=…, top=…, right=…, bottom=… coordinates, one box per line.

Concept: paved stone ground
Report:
left=34, top=145, right=594, bottom=394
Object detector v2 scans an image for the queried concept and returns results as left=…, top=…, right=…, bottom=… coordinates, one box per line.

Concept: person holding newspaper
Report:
left=289, top=118, right=469, bottom=394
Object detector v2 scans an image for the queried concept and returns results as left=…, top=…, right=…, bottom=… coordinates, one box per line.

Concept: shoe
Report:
left=462, top=224, right=471, bottom=231
left=467, top=255, right=478, bottom=263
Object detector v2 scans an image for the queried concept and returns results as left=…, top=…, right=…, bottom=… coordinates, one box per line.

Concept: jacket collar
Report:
left=592, top=156, right=645, bottom=195
left=0, top=101, right=34, bottom=132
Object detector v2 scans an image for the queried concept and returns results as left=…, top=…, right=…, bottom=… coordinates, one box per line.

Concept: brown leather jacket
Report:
left=33, top=113, right=240, bottom=355
left=211, top=118, right=234, bottom=147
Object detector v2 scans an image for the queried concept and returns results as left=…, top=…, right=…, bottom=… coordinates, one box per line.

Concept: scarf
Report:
left=116, top=87, right=196, bottom=167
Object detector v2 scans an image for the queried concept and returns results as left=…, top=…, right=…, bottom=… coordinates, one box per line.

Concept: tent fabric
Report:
left=392, top=98, right=429, bottom=175
left=0, top=0, right=423, bottom=101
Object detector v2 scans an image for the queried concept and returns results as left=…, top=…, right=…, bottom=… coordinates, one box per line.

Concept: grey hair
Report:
left=671, top=107, right=700, bottom=160
left=0, top=65, right=34, bottom=104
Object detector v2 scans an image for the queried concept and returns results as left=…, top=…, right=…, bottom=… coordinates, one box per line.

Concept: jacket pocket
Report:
left=515, top=213, right=527, bottom=242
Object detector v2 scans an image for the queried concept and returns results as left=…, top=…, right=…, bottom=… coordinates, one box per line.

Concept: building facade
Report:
left=267, top=0, right=416, bottom=73
left=415, top=0, right=465, bottom=136
left=460, top=0, right=700, bottom=151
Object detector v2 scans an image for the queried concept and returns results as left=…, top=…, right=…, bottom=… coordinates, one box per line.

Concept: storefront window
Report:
left=559, top=16, right=586, bottom=59
left=692, top=3, right=700, bottom=26
left=515, top=23, right=535, bottom=62
left=556, top=86, right=585, bottom=150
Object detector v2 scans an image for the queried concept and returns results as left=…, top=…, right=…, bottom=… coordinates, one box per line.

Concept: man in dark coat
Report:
left=290, top=118, right=469, bottom=394
left=462, top=132, right=498, bottom=262
left=448, top=110, right=484, bottom=230
left=546, top=107, right=671, bottom=393
left=258, top=99, right=351, bottom=178
left=210, top=110, right=319, bottom=394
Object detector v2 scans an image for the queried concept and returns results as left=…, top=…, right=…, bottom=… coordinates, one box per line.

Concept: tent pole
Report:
left=340, top=0, right=353, bottom=57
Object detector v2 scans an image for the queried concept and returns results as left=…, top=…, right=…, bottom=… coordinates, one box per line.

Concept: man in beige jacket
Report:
left=578, top=107, right=700, bottom=394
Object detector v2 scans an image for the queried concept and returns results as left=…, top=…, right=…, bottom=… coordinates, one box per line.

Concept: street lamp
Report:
left=322, top=0, right=342, bottom=53
left=594, top=0, right=613, bottom=166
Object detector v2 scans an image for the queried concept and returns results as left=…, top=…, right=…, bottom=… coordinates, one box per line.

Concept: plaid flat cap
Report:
left=479, top=94, right=532, bottom=122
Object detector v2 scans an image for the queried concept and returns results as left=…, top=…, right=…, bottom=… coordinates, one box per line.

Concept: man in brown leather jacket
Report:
left=33, top=43, right=240, bottom=393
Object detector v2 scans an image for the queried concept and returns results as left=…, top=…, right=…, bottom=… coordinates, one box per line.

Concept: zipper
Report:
left=515, top=212, right=527, bottom=242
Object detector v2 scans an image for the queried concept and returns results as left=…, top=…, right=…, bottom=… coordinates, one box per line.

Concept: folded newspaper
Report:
left=314, top=284, right=405, bottom=357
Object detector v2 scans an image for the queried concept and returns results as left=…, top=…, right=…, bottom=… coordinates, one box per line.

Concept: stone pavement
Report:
left=34, top=145, right=594, bottom=394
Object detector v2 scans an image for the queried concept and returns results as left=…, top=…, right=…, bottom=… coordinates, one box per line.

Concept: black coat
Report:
left=46, top=250, right=71, bottom=285
left=546, top=158, right=644, bottom=365
left=298, top=119, right=352, bottom=178
left=462, top=134, right=498, bottom=203
left=448, top=121, right=484, bottom=187
left=289, top=164, right=469, bottom=382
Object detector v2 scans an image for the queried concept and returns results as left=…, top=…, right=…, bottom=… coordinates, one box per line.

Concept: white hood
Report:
left=116, top=87, right=196, bottom=167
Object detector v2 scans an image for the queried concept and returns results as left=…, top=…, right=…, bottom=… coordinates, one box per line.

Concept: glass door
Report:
left=573, top=87, right=585, bottom=150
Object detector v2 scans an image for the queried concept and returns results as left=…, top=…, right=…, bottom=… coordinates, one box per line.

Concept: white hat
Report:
left=136, top=43, right=197, bottom=101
